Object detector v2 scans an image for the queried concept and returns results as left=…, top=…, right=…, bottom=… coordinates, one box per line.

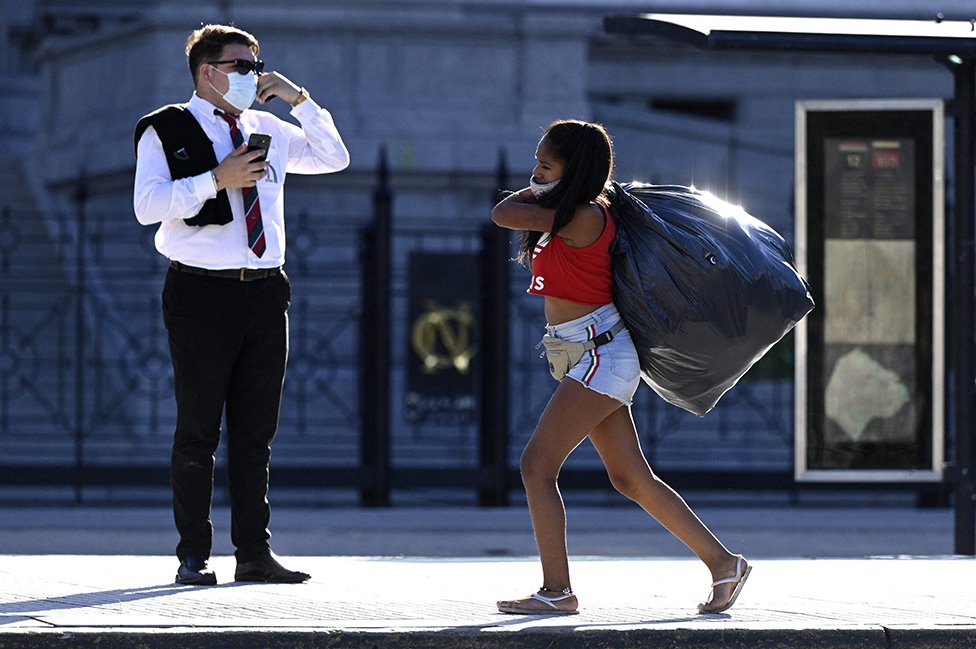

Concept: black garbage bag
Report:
left=609, top=181, right=814, bottom=416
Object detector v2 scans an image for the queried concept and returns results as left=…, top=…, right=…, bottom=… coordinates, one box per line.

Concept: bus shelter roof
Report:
left=603, top=13, right=976, bottom=56
left=605, top=11, right=976, bottom=556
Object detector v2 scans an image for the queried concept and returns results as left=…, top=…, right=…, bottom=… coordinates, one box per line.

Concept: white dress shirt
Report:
left=134, top=92, right=350, bottom=269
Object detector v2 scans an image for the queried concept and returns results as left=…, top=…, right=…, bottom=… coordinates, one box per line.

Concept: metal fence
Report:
left=0, top=172, right=798, bottom=504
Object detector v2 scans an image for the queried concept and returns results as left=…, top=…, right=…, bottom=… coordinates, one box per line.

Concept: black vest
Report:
left=134, top=104, right=232, bottom=227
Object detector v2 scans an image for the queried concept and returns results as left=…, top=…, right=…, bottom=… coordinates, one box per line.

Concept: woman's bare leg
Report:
left=496, top=379, right=622, bottom=612
left=588, top=407, right=748, bottom=612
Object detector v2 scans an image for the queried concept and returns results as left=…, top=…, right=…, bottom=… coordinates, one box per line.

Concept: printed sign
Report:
left=795, top=100, right=944, bottom=481
left=405, top=252, right=479, bottom=424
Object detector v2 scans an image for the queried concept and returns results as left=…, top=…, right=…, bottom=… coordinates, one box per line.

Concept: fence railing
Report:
left=0, top=161, right=799, bottom=505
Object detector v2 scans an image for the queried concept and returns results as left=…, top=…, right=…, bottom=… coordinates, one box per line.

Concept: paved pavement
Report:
left=0, top=501, right=973, bottom=648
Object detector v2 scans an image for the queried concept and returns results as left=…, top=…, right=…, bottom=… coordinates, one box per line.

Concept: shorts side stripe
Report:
left=582, top=324, right=599, bottom=385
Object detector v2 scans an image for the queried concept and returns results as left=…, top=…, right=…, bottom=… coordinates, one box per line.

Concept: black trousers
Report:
left=162, top=267, right=290, bottom=562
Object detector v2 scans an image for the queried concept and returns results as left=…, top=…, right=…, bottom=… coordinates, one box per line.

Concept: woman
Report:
left=491, top=120, right=750, bottom=615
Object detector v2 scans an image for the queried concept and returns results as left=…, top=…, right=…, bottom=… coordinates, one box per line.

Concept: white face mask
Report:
left=209, top=66, right=257, bottom=112
left=529, top=176, right=560, bottom=199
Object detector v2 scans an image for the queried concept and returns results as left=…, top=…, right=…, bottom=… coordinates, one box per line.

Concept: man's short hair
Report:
left=185, top=24, right=260, bottom=85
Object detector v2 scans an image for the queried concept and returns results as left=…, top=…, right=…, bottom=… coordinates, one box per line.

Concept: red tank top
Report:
left=527, top=204, right=615, bottom=305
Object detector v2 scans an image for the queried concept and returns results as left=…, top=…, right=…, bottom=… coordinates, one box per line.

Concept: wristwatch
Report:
left=291, top=87, right=310, bottom=107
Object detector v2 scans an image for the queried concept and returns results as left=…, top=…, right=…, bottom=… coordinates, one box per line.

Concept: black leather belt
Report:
left=169, top=260, right=282, bottom=282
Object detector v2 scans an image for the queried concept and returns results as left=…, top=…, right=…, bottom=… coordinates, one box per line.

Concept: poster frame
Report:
left=794, top=98, right=944, bottom=482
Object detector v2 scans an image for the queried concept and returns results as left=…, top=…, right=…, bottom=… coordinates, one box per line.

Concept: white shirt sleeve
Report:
left=133, top=125, right=219, bottom=226
left=284, top=99, right=351, bottom=174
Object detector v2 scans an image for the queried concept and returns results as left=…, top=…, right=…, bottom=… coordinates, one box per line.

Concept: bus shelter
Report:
left=604, top=13, right=976, bottom=553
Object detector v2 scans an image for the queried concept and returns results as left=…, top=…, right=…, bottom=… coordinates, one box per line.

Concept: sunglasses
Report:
left=208, top=59, right=264, bottom=75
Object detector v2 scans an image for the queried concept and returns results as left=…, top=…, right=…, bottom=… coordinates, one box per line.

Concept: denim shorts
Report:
left=544, top=302, right=641, bottom=406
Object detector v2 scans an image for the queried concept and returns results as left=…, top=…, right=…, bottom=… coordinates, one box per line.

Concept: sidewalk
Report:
left=1, top=503, right=973, bottom=648
left=2, top=555, right=974, bottom=648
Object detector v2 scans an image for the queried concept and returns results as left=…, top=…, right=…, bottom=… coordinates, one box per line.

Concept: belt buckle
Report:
left=239, top=268, right=247, bottom=282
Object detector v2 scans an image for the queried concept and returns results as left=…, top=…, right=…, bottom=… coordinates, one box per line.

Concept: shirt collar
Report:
left=188, top=92, right=240, bottom=124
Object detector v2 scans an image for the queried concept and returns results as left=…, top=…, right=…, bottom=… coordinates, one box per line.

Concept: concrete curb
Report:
left=2, top=627, right=970, bottom=649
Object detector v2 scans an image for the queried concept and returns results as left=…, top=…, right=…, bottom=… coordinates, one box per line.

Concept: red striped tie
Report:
left=217, top=111, right=266, bottom=257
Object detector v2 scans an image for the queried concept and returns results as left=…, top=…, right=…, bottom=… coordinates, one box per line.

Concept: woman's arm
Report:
left=491, top=187, right=554, bottom=232
left=491, top=189, right=606, bottom=247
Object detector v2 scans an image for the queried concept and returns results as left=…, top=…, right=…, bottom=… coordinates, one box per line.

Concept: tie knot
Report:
left=215, top=110, right=238, bottom=130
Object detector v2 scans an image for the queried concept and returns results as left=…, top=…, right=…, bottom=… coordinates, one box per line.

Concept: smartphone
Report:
left=246, top=133, right=272, bottom=161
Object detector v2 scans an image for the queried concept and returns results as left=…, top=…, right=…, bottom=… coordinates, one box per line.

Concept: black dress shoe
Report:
left=235, top=554, right=310, bottom=583
left=175, top=555, right=217, bottom=586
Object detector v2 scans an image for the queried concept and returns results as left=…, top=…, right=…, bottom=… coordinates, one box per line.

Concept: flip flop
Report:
left=699, top=555, right=752, bottom=614
left=497, top=587, right=579, bottom=615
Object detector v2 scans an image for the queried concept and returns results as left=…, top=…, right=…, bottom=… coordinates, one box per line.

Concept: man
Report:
left=133, top=24, right=349, bottom=585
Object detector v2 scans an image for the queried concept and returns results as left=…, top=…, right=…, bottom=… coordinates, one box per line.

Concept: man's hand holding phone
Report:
left=213, top=134, right=272, bottom=190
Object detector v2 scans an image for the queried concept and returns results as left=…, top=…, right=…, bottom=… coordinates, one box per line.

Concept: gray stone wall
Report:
left=26, top=0, right=959, bottom=227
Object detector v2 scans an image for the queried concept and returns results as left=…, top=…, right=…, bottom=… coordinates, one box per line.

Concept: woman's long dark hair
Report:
left=517, top=120, right=614, bottom=266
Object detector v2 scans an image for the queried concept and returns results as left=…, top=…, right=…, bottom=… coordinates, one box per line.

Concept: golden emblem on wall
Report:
left=410, top=301, right=476, bottom=374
